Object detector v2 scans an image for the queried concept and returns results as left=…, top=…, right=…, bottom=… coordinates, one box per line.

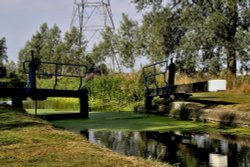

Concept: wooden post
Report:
left=145, top=93, right=153, bottom=113
left=11, top=97, right=23, bottom=108
left=168, top=58, right=176, bottom=86
left=79, top=89, right=89, bottom=118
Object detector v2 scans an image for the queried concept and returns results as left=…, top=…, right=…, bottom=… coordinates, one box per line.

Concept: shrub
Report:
left=179, top=103, right=190, bottom=120
left=170, top=103, right=190, bottom=120
left=84, top=73, right=145, bottom=111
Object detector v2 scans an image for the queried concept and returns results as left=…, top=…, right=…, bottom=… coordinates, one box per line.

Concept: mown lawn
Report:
left=191, top=92, right=250, bottom=111
left=0, top=106, right=171, bottom=167
left=191, top=92, right=250, bottom=104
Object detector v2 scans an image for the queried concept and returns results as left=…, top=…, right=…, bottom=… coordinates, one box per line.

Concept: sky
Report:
left=0, top=0, right=141, bottom=63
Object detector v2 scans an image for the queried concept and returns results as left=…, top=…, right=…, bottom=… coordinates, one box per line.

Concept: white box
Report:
left=208, top=80, right=227, bottom=92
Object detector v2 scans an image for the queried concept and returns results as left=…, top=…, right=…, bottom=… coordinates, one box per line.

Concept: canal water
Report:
left=81, top=130, right=250, bottom=167
left=22, top=99, right=250, bottom=166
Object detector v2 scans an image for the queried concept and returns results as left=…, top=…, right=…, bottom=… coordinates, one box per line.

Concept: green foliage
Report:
left=16, top=1, right=250, bottom=78
left=17, top=23, right=88, bottom=75
left=83, top=73, right=145, bottom=111
left=36, top=77, right=81, bottom=90
left=24, top=98, right=79, bottom=112
left=114, top=14, right=140, bottom=70
left=133, top=0, right=250, bottom=78
left=90, top=43, right=108, bottom=64
left=5, top=61, right=18, bottom=78
left=63, top=26, right=87, bottom=65
left=170, top=103, right=190, bottom=120
left=26, top=72, right=145, bottom=112
left=178, top=103, right=190, bottom=120
left=133, top=0, right=163, bottom=11
left=90, top=27, right=115, bottom=65
left=0, top=37, right=8, bottom=66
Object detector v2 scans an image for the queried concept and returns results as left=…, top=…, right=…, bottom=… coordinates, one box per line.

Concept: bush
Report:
left=85, top=73, right=145, bottom=111
left=170, top=103, right=190, bottom=120
left=179, top=103, right=190, bottom=120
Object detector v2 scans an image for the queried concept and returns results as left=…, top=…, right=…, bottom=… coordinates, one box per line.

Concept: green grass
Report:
left=191, top=92, right=250, bottom=111
left=51, top=111, right=250, bottom=136
left=0, top=106, right=171, bottom=167
left=26, top=109, right=79, bottom=115
left=191, top=92, right=250, bottom=104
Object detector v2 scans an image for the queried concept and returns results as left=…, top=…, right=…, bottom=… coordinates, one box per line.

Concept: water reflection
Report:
left=81, top=131, right=250, bottom=167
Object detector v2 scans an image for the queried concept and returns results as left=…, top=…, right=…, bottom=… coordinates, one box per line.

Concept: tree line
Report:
left=0, top=37, right=18, bottom=78
left=1, top=0, right=249, bottom=83
left=85, top=0, right=250, bottom=78
left=132, top=0, right=250, bottom=78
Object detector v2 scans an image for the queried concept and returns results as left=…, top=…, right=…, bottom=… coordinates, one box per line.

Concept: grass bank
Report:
left=155, top=92, right=249, bottom=127
left=191, top=92, right=250, bottom=110
left=0, top=106, right=170, bottom=167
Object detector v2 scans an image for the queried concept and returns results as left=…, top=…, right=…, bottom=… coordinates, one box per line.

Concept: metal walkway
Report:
left=142, top=59, right=226, bottom=112
left=0, top=52, right=91, bottom=119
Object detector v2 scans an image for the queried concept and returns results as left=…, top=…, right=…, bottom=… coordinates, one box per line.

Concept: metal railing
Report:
left=142, top=60, right=169, bottom=93
left=23, top=60, right=88, bottom=90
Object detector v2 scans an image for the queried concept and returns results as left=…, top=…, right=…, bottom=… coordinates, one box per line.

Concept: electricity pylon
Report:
left=71, top=0, right=115, bottom=45
left=70, top=0, right=120, bottom=71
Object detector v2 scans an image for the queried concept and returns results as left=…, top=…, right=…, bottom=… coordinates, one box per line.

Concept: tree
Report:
left=63, top=26, right=87, bottom=65
left=90, top=42, right=108, bottom=65
left=6, top=60, right=17, bottom=78
left=132, top=0, right=163, bottom=11
left=133, top=0, right=250, bottom=82
left=30, top=23, right=50, bottom=60
left=0, top=37, right=8, bottom=66
left=114, top=14, right=139, bottom=70
left=178, top=1, right=249, bottom=78
left=18, top=23, right=63, bottom=75
left=139, top=8, right=184, bottom=63
left=18, top=23, right=49, bottom=65
left=89, top=27, right=115, bottom=66
left=41, top=24, right=62, bottom=62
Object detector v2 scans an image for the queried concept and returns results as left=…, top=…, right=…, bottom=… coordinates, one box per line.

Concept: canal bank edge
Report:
left=136, top=101, right=250, bottom=127
left=0, top=106, right=171, bottom=167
